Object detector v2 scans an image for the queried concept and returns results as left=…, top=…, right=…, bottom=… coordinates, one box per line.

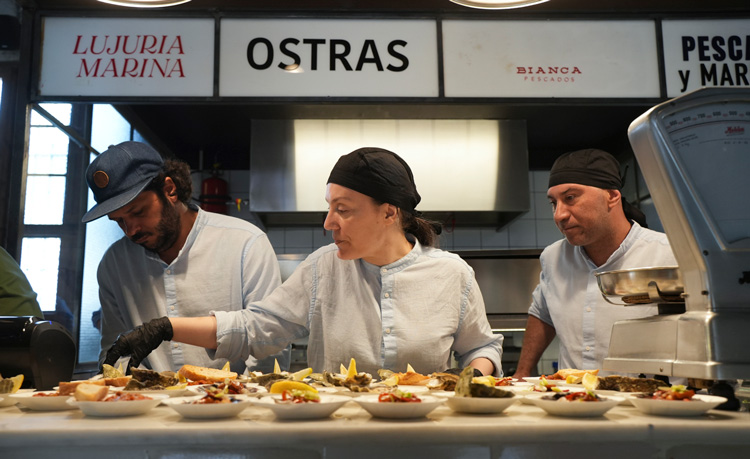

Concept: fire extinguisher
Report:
left=199, top=166, right=231, bottom=214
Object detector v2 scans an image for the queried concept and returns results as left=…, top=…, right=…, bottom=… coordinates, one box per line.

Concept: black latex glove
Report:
left=442, top=367, right=483, bottom=378
left=101, top=317, right=174, bottom=374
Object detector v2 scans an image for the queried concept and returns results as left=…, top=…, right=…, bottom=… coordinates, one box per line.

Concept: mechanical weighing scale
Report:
left=603, top=87, right=750, bottom=382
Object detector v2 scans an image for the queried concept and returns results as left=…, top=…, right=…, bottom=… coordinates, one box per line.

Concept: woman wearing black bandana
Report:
left=102, top=147, right=503, bottom=377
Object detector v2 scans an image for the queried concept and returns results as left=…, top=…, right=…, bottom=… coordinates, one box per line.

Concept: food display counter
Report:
left=2, top=397, right=749, bottom=459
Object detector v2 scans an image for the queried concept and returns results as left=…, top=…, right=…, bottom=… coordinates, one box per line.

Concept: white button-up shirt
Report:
left=213, top=239, right=504, bottom=376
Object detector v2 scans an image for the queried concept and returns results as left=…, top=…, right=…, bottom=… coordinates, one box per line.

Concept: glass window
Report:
left=23, top=176, right=66, bottom=225
left=20, top=237, right=61, bottom=312
left=27, top=127, right=70, bottom=175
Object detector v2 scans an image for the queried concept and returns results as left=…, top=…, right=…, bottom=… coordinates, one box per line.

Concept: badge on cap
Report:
left=93, top=170, right=109, bottom=188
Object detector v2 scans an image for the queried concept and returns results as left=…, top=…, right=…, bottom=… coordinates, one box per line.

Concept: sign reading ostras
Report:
left=73, top=34, right=186, bottom=78
left=244, top=37, right=410, bottom=72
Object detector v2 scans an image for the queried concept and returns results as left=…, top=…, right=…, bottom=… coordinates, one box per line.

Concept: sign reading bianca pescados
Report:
left=441, top=20, right=660, bottom=98
left=662, top=19, right=750, bottom=97
left=219, top=19, right=438, bottom=97
left=39, top=17, right=214, bottom=97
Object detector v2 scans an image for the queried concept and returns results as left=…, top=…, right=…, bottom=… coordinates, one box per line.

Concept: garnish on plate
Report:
left=378, top=389, right=422, bottom=403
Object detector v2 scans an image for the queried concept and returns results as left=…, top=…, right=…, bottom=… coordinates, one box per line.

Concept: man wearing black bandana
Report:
left=514, top=149, right=676, bottom=378
left=101, top=147, right=503, bottom=377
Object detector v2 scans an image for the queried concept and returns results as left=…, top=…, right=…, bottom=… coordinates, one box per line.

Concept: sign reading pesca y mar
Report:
left=39, top=17, right=215, bottom=97
left=663, top=19, right=750, bottom=97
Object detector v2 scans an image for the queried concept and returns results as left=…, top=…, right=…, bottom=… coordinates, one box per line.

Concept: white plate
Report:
left=69, top=393, right=168, bottom=417
left=393, top=385, right=430, bottom=394
left=10, top=391, right=77, bottom=411
left=355, top=394, right=445, bottom=419
left=627, top=394, right=727, bottom=417
left=162, top=395, right=253, bottom=419
left=120, top=388, right=190, bottom=397
left=250, top=394, right=351, bottom=420
left=525, top=393, right=623, bottom=417
left=507, top=385, right=584, bottom=404
left=445, top=395, right=518, bottom=414
left=187, top=383, right=266, bottom=396
left=520, top=377, right=567, bottom=386
left=595, top=390, right=644, bottom=406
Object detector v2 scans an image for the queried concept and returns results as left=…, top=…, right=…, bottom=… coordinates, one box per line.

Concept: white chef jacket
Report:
left=97, top=207, right=287, bottom=373
left=528, top=222, right=677, bottom=376
left=213, top=238, right=504, bottom=376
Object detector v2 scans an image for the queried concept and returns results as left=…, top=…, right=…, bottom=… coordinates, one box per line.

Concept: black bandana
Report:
left=548, top=148, right=648, bottom=228
left=548, top=148, right=622, bottom=190
left=327, top=147, right=421, bottom=214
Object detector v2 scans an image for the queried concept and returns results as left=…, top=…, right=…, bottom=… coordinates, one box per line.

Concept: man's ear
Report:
left=163, top=177, right=178, bottom=200
left=607, top=189, right=622, bottom=210
left=384, top=204, right=398, bottom=221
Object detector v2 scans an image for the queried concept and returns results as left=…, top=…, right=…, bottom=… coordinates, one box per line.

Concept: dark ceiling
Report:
left=19, top=0, right=750, bottom=171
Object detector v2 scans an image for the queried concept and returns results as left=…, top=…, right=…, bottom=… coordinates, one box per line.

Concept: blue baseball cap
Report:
left=81, top=141, right=164, bottom=223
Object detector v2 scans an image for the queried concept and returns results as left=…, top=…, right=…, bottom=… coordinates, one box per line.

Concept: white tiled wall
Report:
left=199, top=170, right=563, bottom=254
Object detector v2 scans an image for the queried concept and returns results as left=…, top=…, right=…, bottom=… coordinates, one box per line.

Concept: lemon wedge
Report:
left=269, top=380, right=318, bottom=394
left=472, top=376, right=497, bottom=387
left=273, top=359, right=281, bottom=374
left=382, top=374, right=399, bottom=386
left=582, top=372, right=599, bottom=391
left=340, top=363, right=347, bottom=375
left=345, top=358, right=357, bottom=380
left=290, top=367, right=313, bottom=381
left=566, top=374, right=583, bottom=385
left=166, top=382, right=188, bottom=390
left=221, top=361, right=231, bottom=372
left=406, top=363, right=416, bottom=373
left=9, top=374, right=23, bottom=393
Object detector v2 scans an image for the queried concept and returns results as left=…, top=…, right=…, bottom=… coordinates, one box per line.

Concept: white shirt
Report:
left=98, top=207, right=285, bottom=373
left=528, top=222, right=677, bottom=375
left=213, top=238, right=504, bottom=376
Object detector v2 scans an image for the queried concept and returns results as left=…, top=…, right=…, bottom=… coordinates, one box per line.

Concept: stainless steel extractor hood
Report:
left=249, top=119, right=529, bottom=227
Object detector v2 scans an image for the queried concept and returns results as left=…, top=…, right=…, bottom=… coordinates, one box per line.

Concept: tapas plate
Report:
left=162, top=395, right=253, bottom=419
left=627, top=394, right=727, bottom=416
left=120, top=387, right=190, bottom=397
left=69, top=393, right=168, bottom=417
left=525, top=393, right=623, bottom=417
left=10, top=391, right=76, bottom=411
left=520, top=377, right=566, bottom=386
left=187, top=383, right=266, bottom=396
left=250, top=394, right=351, bottom=420
left=445, top=395, right=518, bottom=414
left=355, top=394, right=444, bottom=419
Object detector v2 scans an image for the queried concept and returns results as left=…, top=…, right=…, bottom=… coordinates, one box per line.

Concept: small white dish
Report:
left=121, top=388, right=190, bottom=397
left=188, top=383, right=266, bottom=396
left=162, top=394, right=253, bottom=419
left=69, top=393, right=168, bottom=417
left=0, top=394, right=18, bottom=407
left=250, top=394, right=350, bottom=420
left=627, top=393, right=727, bottom=416
left=525, top=393, right=622, bottom=417
left=520, top=377, right=566, bottom=386
left=10, top=391, right=76, bottom=411
left=355, top=394, right=444, bottom=419
left=509, top=385, right=584, bottom=404
left=445, top=395, right=518, bottom=414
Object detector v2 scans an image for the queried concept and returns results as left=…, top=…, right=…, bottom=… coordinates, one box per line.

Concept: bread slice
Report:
left=178, top=364, right=237, bottom=383
left=74, top=383, right=109, bottom=402
left=58, top=379, right=106, bottom=396
left=104, top=376, right=132, bottom=387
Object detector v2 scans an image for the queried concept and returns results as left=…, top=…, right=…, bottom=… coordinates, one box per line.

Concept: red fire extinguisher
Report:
left=199, top=167, right=230, bottom=214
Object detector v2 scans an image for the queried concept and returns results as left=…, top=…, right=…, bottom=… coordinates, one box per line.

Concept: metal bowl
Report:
left=594, top=266, right=684, bottom=305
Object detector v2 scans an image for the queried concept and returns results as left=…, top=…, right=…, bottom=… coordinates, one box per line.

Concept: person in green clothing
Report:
left=0, top=246, right=43, bottom=318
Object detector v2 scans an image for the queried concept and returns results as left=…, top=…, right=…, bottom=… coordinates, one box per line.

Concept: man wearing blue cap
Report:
left=514, top=149, right=677, bottom=378
left=82, top=141, right=289, bottom=374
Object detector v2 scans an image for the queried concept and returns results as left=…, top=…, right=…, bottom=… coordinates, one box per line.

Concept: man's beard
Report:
left=138, top=195, right=181, bottom=254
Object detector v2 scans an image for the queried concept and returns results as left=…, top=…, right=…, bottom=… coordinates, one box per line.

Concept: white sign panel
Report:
left=219, top=19, right=438, bottom=97
left=662, top=19, right=750, bottom=97
left=442, top=20, right=660, bottom=98
left=39, top=17, right=214, bottom=97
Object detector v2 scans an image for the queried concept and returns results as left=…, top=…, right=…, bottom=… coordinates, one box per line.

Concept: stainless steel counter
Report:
left=2, top=397, right=749, bottom=459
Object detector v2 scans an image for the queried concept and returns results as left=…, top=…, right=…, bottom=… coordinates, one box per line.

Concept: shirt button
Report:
left=166, top=269, right=171, bottom=274
left=170, top=306, right=175, bottom=311
left=381, top=268, right=387, bottom=274
left=585, top=346, right=591, bottom=351
left=586, top=307, right=592, bottom=312
left=173, top=343, right=179, bottom=349
left=384, top=292, right=390, bottom=298
left=385, top=328, right=391, bottom=334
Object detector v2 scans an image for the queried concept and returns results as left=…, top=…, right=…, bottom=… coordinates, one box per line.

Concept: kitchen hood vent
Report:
left=249, top=119, right=529, bottom=227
